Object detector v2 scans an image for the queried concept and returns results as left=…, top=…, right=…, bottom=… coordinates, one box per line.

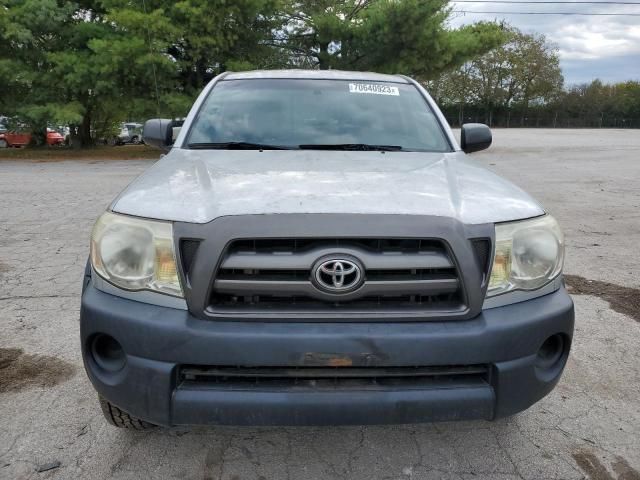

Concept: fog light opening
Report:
left=536, top=334, right=565, bottom=370
left=90, top=334, right=126, bottom=373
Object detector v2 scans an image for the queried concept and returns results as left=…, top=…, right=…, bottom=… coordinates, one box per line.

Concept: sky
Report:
left=448, top=0, right=640, bottom=85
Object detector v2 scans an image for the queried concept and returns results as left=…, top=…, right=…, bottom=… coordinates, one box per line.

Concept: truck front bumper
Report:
left=80, top=282, right=574, bottom=426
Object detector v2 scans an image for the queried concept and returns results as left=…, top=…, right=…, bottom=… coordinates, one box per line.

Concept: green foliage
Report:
left=613, top=81, right=640, bottom=118
left=0, top=0, right=508, bottom=145
left=431, top=25, right=640, bottom=128
left=109, top=0, right=284, bottom=97
left=278, top=0, right=505, bottom=76
left=432, top=27, right=563, bottom=110
left=553, top=80, right=640, bottom=126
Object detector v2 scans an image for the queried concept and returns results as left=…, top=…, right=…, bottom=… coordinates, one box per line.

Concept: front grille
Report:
left=178, top=364, right=490, bottom=390
left=208, top=238, right=466, bottom=313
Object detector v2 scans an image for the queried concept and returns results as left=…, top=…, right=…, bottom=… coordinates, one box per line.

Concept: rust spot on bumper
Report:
left=302, top=352, right=388, bottom=367
left=302, top=352, right=353, bottom=367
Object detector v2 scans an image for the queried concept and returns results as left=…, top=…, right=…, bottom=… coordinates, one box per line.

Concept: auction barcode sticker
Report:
left=349, top=83, right=400, bottom=96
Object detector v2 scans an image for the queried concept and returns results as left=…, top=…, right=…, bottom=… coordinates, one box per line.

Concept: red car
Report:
left=0, top=129, right=65, bottom=148
left=46, top=129, right=65, bottom=146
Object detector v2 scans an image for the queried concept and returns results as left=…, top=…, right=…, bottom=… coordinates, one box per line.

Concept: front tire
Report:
left=98, top=396, right=156, bottom=430
left=131, top=135, right=140, bottom=145
left=0, top=139, right=7, bottom=148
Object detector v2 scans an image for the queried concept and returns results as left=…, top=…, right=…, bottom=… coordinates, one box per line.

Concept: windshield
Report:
left=186, top=79, right=451, bottom=152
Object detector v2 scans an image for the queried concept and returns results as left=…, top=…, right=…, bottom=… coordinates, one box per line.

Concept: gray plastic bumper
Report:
left=80, top=282, right=574, bottom=426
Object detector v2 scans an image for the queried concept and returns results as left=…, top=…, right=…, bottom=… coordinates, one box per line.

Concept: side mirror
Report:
left=143, top=118, right=175, bottom=151
left=461, top=123, right=492, bottom=153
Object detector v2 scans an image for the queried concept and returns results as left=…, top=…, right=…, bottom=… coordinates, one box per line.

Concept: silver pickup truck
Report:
left=80, top=70, right=574, bottom=429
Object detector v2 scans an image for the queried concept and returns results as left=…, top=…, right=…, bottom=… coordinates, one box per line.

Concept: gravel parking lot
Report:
left=1, top=129, right=639, bottom=480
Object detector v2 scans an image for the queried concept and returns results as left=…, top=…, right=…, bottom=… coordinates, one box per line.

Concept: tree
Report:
left=276, top=0, right=505, bottom=77
left=507, top=30, right=563, bottom=125
left=1, top=0, right=508, bottom=145
left=553, top=80, right=640, bottom=128
left=428, top=62, right=476, bottom=125
left=0, top=0, right=81, bottom=143
left=0, top=0, right=281, bottom=145
left=107, top=0, right=284, bottom=100
left=433, top=26, right=563, bottom=125
left=613, top=81, right=640, bottom=119
left=0, top=0, right=170, bottom=145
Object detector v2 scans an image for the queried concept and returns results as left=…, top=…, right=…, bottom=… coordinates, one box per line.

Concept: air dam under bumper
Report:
left=80, top=283, right=574, bottom=427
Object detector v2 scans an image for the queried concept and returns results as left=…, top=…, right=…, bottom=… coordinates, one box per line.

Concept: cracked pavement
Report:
left=1, top=129, right=639, bottom=480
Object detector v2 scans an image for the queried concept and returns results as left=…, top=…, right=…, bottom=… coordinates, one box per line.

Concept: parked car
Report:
left=54, top=125, right=71, bottom=145
left=81, top=70, right=573, bottom=429
left=0, top=131, right=31, bottom=148
left=46, top=128, right=65, bottom=146
left=0, top=128, right=65, bottom=148
left=116, top=122, right=144, bottom=145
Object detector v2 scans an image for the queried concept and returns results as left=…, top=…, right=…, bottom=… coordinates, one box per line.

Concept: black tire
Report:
left=98, top=396, right=156, bottom=430
left=131, top=135, right=140, bottom=145
left=0, top=139, right=7, bottom=148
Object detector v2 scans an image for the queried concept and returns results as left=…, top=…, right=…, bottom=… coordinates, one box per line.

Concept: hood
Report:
left=111, top=149, right=544, bottom=225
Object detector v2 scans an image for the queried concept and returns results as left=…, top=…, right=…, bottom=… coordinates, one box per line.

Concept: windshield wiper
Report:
left=187, top=142, right=293, bottom=150
left=298, top=143, right=403, bottom=151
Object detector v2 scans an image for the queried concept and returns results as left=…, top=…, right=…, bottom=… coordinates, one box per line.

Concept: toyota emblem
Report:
left=312, top=257, right=364, bottom=294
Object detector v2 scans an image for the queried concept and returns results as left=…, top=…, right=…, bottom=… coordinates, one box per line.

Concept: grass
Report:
left=0, top=144, right=162, bottom=162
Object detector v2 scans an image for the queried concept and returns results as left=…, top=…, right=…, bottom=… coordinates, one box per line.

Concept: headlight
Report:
left=90, top=212, right=183, bottom=297
left=487, top=215, right=564, bottom=297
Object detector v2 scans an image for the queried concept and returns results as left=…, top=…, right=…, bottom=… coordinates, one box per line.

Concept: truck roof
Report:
left=224, top=69, right=410, bottom=83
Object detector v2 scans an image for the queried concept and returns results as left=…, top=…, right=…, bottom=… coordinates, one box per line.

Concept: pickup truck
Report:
left=80, top=70, right=574, bottom=429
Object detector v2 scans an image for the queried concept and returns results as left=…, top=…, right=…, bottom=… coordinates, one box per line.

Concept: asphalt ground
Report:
left=1, top=129, right=639, bottom=480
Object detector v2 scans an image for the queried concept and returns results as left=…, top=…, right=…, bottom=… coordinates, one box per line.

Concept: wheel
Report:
left=0, top=139, right=7, bottom=148
left=131, top=135, right=140, bottom=145
left=98, top=396, right=156, bottom=430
